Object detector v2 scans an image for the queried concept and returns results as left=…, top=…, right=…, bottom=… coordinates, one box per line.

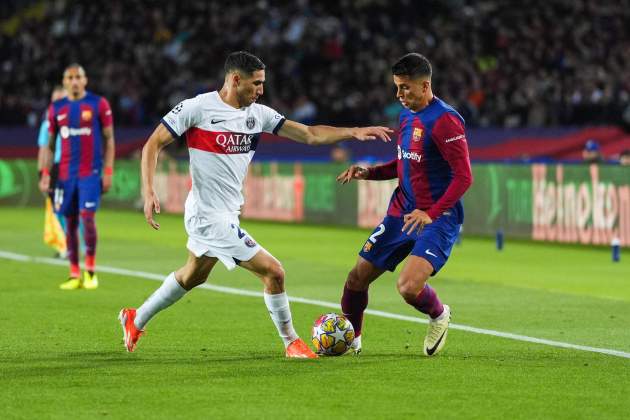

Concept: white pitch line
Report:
left=2, top=250, right=630, bottom=360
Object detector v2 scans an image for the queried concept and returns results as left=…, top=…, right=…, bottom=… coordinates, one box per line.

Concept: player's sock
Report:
left=65, top=214, right=80, bottom=277
left=81, top=210, right=97, bottom=274
left=85, top=255, right=95, bottom=276
left=341, top=283, right=368, bottom=337
left=135, top=272, right=187, bottom=329
left=406, top=284, right=444, bottom=319
left=263, top=292, right=299, bottom=348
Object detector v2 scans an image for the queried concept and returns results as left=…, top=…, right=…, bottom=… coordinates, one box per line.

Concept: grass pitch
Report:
left=0, top=207, right=629, bottom=419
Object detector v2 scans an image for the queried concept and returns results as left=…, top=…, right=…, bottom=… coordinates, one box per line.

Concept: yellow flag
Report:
left=43, top=197, right=66, bottom=253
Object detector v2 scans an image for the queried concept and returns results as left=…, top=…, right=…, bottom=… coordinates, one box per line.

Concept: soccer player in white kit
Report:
left=119, top=51, right=392, bottom=358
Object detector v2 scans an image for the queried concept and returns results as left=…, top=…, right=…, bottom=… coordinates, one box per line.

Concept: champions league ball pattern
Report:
left=311, top=313, right=355, bottom=356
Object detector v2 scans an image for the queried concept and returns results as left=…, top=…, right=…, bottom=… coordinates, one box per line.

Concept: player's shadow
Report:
left=4, top=350, right=291, bottom=380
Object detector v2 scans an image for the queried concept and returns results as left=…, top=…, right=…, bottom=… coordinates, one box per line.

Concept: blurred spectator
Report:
left=582, top=139, right=603, bottom=164
left=330, top=143, right=351, bottom=163
left=1, top=0, right=630, bottom=128
left=619, top=149, right=630, bottom=166
left=289, top=95, right=317, bottom=125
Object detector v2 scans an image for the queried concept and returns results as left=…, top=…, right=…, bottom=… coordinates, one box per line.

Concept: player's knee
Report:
left=397, top=275, right=425, bottom=303
left=266, top=262, right=285, bottom=289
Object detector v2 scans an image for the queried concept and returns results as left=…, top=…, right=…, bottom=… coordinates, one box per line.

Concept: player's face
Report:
left=236, top=70, right=265, bottom=107
left=393, top=75, right=430, bottom=112
left=63, top=67, right=87, bottom=99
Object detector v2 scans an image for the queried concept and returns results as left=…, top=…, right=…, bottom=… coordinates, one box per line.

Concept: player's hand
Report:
left=38, top=174, right=50, bottom=194
left=336, top=165, right=369, bottom=184
left=102, top=174, right=113, bottom=193
left=144, top=190, right=161, bottom=230
left=351, top=126, right=393, bottom=142
left=402, top=209, right=432, bottom=235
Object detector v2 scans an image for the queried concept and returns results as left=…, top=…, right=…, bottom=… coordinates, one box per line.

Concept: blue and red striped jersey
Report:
left=367, top=97, right=473, bottom=223
left=47, top=91, right=113, bottom=181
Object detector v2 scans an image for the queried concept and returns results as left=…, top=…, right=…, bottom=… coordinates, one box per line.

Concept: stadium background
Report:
left=1, top=1, right=629, bottom=419
left=1, top=0, right=629, bottom=247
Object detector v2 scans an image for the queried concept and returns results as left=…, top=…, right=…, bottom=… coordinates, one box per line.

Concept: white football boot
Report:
left=423, top=304, right=450, bottom=356
left=346, top=335, right=362, bottom=355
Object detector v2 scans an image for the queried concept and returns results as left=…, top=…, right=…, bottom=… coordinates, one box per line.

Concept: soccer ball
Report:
left=311, top=313, right=355, bottom=356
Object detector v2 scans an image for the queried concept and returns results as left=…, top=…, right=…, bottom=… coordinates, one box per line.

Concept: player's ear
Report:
left=232, top=73, right=240, bottom=88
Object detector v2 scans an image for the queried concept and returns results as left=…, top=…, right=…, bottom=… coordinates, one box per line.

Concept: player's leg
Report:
left=119, top=251, right=218, bottom=352
left=397, top=256, right=442, bottom=317
left=341, top=256, right=385, bottom=353
left=342, top=216, right=413, bottom=353
left=80, top=209, right=98, bottom=288
left=238, top=249, right=317, bottom=358
left=78, top=175, right=101, bottom=289
left=48, top=163, right=67, bottom=258
left=55, top=179, right=82, bottom=289
left=399, top=216, right=460, bottom=356
left=397, top=255, right=450, bottom=356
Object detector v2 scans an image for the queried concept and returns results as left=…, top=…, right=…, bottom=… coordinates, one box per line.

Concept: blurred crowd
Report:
left=1, top=0, right=630, bottom=128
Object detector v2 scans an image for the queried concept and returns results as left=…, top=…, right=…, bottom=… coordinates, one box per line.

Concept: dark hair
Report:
left=391, top=53, right=432, bottom=79
left=224, top=51, right=265, bottom=76
left=621, top=149, right=630, bottom=157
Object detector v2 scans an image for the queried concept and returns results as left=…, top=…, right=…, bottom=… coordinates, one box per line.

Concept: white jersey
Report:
left=161, top=91, right=285, bottom=222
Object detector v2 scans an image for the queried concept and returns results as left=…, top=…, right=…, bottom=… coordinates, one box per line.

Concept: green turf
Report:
left=0, top=207, right=629, bottom=419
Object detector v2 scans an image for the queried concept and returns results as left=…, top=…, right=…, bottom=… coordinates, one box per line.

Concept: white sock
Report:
left=263, top=292, right=298, bottom=347
left=135, top=272, right=187, bottom=329
left=352, top=334, right=362, bottom=349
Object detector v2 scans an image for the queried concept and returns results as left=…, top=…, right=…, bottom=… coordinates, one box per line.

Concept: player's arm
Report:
left=142, top=123, right=176, bottom=230
left=98, top=98, right=116, bottom=193
left=336, top=159, right=398, bottom=184
left=277, top=119, right=392, bottom=145
left=143, top=97, right=201, bottom=229
left=425, top=113, right=473, bottom=220
left=38, top=133, right=56, bottom=193
left=38, top=106, right=58, bottom=193
left=36, top=119, right=50, bottom=172
left=101, top=126, right=115, bottom=193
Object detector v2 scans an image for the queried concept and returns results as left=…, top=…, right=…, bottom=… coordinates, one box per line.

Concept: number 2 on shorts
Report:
left=369, top=223, right=385, bottom=243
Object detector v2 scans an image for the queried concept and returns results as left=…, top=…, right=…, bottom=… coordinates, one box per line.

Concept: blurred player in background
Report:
left=38, top=85, right=67, bottom=258
left=119, top=51, right=392, bottom=358
left=337, top=53, right=473, bottom=356
left=38, top=64, right=116, bottom=290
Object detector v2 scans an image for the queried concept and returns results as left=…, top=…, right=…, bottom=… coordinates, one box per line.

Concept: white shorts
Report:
left=185, top=214, right=262, bottom=271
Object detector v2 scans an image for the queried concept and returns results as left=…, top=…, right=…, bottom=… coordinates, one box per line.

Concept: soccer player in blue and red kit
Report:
left=337, top=53, right=473, bottom=356
left=39, top=64, right=116, bottom=290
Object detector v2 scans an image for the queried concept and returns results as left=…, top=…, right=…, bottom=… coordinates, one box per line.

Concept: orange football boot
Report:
left=118, top=308, right=144, bottom=352
left=285, top=338, right=318, bottom=359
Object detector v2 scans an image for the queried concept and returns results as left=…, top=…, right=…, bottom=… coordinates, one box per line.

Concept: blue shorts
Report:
left=53, top=175, right=102, bottom=216
left=359, top=213, right=461, bottom=275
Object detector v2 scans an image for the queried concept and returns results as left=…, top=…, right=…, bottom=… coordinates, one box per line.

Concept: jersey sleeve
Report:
left=366, top=159, right=398, bottom=180
left=259, top=104, right=286, bottom=134
left=98, top=97, right=114, bottom=128
left=161, top=97, right=202, bottom=138
left=426, top=112, right=473, bottom=220
left=37, top=119, right=50, bottom=147
left=47, top=104, right=57, bottom=136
